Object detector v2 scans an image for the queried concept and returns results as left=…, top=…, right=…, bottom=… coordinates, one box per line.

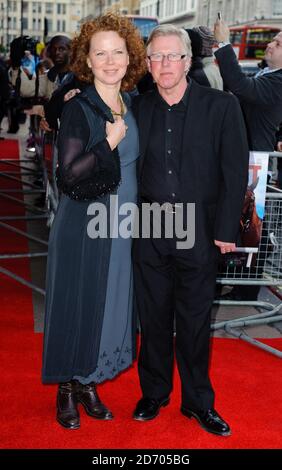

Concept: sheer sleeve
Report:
left=56, top=99, right=121, bottom=201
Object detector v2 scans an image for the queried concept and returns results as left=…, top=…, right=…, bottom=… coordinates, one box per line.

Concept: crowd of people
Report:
left=1, top=13, right=282, bottom=436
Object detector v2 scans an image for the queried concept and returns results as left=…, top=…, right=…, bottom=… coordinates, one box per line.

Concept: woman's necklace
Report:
left=110, top=93, right=125, bottom=119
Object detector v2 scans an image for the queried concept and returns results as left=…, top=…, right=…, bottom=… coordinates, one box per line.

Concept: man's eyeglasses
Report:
left=148, top=53, right=187, bottom=62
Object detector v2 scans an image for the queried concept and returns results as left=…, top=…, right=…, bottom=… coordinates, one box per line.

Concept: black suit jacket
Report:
left=215, top=44, right=282, bottom=151
left=133, top=80, right=249, bottom=257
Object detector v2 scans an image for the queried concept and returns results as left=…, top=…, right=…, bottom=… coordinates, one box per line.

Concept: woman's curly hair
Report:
left=71, top=12, right=147, bottom=90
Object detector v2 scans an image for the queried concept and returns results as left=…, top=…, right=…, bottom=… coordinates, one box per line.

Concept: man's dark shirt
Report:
left=140, top=84, right=190, bottom=204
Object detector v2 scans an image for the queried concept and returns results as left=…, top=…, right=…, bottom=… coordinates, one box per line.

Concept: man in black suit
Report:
left=214, top=21, right=282, bottom=301
left=132, top=24, right=249, bottom=437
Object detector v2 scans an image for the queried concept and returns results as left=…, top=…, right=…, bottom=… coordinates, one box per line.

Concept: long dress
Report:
left=42, top=90, right=139, bottom=383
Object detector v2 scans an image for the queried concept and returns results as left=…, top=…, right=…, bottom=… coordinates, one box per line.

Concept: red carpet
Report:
left=0, top=138, right=20, bottom=160
left=1, top=139, right=282, bottom=449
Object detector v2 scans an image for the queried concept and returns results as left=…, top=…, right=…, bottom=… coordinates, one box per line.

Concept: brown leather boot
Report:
left=56, top=381, right=80, bottom=429
left=77, top=382, right=113, bottom=420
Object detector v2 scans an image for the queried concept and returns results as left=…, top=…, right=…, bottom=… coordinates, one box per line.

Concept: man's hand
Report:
left=214, top=19, right=230, bottom=43
left=214, top=240, right=236, bottom=254
left=25, top=105, right=45, bottom=117
left=39, top=117, right=52, bottom=132
left=64, top=88, right=81, bottom=102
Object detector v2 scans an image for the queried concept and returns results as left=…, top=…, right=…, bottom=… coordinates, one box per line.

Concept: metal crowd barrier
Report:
left=0, top=120, right=48, bottom=296
left=212, top=168, right=282, bottom=358
left=1, top=133, right=282, bottom=350
left=37, top=130, right=59, bottom=227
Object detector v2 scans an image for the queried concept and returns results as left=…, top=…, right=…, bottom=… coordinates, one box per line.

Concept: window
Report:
left=166, top=0, right=174, bottom=17
left=273, top=0, right=282, bottom=15
left=177, top=0, right=186, bottom=13
left=32, top=2, right=41, bottom=13
left=230, top=31, right=243, bottom=44
left=45, top=3, right=53, bottom=14
left=159, top=0, right=164, bottom=18
left=22, top=17, right=28, bottom=29
left=8, top=1, right=17, bottom=12
left=47, top=18, right=53, bottom=32
left=57, top=3, right=66, bottom=14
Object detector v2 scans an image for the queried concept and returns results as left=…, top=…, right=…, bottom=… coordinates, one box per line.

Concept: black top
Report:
left=140, top=84, right=190, bottom=204
left=57, top=86, right=121, bottom=201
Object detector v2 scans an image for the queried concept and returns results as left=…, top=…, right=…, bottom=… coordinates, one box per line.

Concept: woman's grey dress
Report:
left=74, top=110, right=138, bottom=384
left=42, top=92, right=139, bottom=384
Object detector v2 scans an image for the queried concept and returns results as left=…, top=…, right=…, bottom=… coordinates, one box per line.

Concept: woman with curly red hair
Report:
left=42, top=13, right=146, bottom=429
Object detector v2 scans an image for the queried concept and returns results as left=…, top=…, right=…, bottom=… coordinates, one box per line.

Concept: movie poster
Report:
left=219, top=151, right=269, bottom=273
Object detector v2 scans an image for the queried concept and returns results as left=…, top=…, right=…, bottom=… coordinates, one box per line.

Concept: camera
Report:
left=10, top=36, right=38, bottom=68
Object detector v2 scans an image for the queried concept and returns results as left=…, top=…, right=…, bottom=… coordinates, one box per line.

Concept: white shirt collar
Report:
left=255, top=67, right=282, bottom=77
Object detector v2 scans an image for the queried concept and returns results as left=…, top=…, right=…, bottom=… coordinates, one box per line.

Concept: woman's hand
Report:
left=106, top=117, right=128, bottom=150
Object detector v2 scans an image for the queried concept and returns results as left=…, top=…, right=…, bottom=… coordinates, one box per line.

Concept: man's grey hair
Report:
left=146, top=24, right=192, bottom=58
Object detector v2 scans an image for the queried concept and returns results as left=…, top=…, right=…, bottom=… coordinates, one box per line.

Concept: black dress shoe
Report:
left=56, top=381, right=80, bottom=430
left=181, top=407, right=231, bottom=436
left=77, top=382, right=113, bottom=420
left=133, top=397, right=170, bottom=421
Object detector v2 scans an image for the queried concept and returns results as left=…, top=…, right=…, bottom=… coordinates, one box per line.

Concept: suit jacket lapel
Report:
left=138, top=91, right=157, bottom=176
left=180, top=80, right=200, bottom=199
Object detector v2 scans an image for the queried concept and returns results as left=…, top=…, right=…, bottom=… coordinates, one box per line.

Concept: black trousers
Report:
left=133, top=234, right=217, bottom=411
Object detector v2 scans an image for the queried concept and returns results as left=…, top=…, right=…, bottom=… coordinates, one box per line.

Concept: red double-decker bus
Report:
left=229, top=24, right=281, bottom=60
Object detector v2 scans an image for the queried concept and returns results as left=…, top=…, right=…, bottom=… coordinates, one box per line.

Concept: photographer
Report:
left=25, top=35, right=72, bottom=132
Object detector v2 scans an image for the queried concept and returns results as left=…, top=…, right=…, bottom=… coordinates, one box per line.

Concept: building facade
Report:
left=139, top=0, right=282, bottom=29
left=0, top=0, right=141, bottom=52
left=0, top=0, right=83, bottom=50
left=82, top=0, right=140, bottom=19
left=196, top=0, right=282, bottom=28
left=1, top=0, right=281, bottom=52
left=140, top=0, right=197, bottom=28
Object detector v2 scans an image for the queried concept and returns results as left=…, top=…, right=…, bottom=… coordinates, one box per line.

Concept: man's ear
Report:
left=146, top=57, right=151, bottom=73
left=184, top=57, right=192, bottom=74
